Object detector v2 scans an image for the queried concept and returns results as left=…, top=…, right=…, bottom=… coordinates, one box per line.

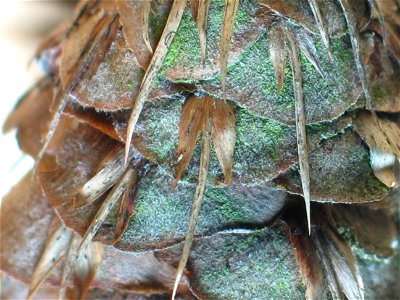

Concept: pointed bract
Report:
left=297, top=28, right=325, bottom=78
left=73, top=242, right=103, bottom=300
left=189, top=0, right=199, bottom=21
left=27, top=218, right=72, bottom=300
left=307, top=0, right=332, bottom=59
left=285, top=26, right=312, bottom=235
left=338, top=0, right=373, bottom=111
left=36, top=14, right=119, bottom=179
left=286, top=203, right=365, bottom=300
left=117, top=0, right=153, bottom=69
left=77, top=147, right=126, bottom=207
left=172, top=117, right=212, bottom=300
left=220, top=0, right=240, bottom=99
left=58, top=233, right=79, bottom=300
left=211, top=99, right=236, bottom=185
left=268, top=22, right=287, bottom=93
left=314, top=224, right=364, bottom=300
left=60, top=9, right=106, bottom=89
left=197, top=0, right=211, bottom=62
left=142, top=0, right=154, bottom=55
left=125, top=0, right=186, bottom=165
left=284, top=203, right=326, bottom=300
left=174, top=95, right=236, bottom=187
left=76, top=168, right=134, bottom=263
left=114, top=159, right=150, bottom=243
left=174, top=95, right=211, bottom=187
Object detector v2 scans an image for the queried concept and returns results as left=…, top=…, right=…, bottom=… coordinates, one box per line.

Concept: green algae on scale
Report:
left=136, top=97, right=183, bottom=162
left=200, top=31, right=358, bottom=125
left=187, top=226, right=305, bottom=300
left=274, top=129, right=389, bottom=202
left=160, top=6, right=201, bottom=74
left=135, top=96, right=351, bottom=187
left=160, top=0, right=262, bottom=81
left=173, top=104, right=298, bottom=186
left=114, top=167, right=287, bottom=252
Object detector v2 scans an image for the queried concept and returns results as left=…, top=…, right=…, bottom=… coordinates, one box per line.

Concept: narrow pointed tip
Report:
left=171, top=276, right=180, bottom=300
left=124, top=138, right=131, bottom=167
left=172, top=257, right=187, bottom=300
left=305, top=198, right=311, bottom=236
left=321, top=36, right=333, bottom=61
left=26, top=290, right=34, bottom=300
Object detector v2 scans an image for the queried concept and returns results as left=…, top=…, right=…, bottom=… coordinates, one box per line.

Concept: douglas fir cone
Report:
left=1, top=0, right=400, bottom=299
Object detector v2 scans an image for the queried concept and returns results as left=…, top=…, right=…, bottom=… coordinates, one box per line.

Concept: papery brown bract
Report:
left=116, top=0, right=153, bottom=69
left=220, top=0, right=239, bottom=99
left=286, top=26, right=312, bottom=233
left=1, top=0, right=399, bottom=298
left=114, top=159, right=151, bottom=243
left=72, top=242, right=103, bottom=300
left=174, top=95, right=236, bottom=186
left=26, top=219, right=72, bottom=300
left=124, top=0, right=186, bottom=164
left=3, top=78, right=53, bottom=158
left=211, top=98, right=236, bottom=185
left=268, top=21, right=287, bottom=93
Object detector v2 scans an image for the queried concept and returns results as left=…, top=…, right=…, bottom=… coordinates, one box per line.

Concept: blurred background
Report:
left=1, top=3, right=76, bottom=298
left=0, top=1, right=75, bottom=201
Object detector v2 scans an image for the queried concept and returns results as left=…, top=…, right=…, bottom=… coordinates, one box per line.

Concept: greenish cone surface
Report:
left=1, top=0, right=399, bottom=299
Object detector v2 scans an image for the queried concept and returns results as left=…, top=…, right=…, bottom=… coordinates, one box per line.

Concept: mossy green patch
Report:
left=176, top=104, right=296, bottom=185
left=179, top=143, right=223, bottom=184
left=117, top=176, right=185, bottom=241
left=345, top=147, right=388, bottom=197
left=201, top=29, right=357, bottom=125
left=235, top=107, right=289, bottom=160
left=137, top=98, right=181, bottom=162
left=118, top=167, right=286, bottom=251
left=275, top=129, right=388, bottom=202
left=233, top=106, right=297, bottom=183
left=136, top=89, right=351, bottom=188
left=307, top=120, right=348, bottom=141
left=168, top=102, right=349, bottom=187
left=222, top=34, right=295, bottom=111
left=161, top=10, right=201, bottom=73
left=159, top=0, right=256, bottom=79
left=126, top=81, right=133, bottom=89
left=204, top=188, right=246, bottom=223
left=191, top=227, right=305, bottom=299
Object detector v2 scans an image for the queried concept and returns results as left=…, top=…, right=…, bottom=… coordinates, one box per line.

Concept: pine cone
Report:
left=1, top=0, right=399, bottom=299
